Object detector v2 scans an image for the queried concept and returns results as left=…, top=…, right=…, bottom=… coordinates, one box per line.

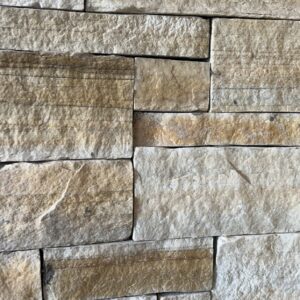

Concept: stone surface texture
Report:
left=111, top=297, right=157, bottom=300
left=135, top=58, right=210, bottom=111
left=134, top=113, right=300, bottom=146
left=160, top=292, right=211, bottom=300
left=44, top=238, right=213, bottom=299
left=211, top=19, right=300, bottom=112
left=214, top=233, right=300, bottom=300
left=0, top=160, right=132, bottom=251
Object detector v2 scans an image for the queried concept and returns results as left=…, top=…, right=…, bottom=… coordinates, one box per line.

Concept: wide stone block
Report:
left=159, top=292, right=210, bottom=300
left=44, top=238, right=213, bottom=299
left=112, top=297, right=156, bottom=300
left=0, top=160, right=132, bottom=251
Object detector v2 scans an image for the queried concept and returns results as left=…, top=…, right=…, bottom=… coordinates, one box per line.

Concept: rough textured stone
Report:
left=135, top=58, right=209, bottom=112
left=44, top=238, right=213, bottom=299
left=211, top=19, right=300, bottom=112
left=0, top=250, right=42, bottom=300
left=0, top=7, right=209, bottom=58
left=214, top=233, right=300, bottom=300
left=133, top=147, right=300, bottom=241
left=0, top=51, right=134, bottom=161
left=0, top=160, right=132, bottom=251
left=160, top=292, right=210, bottom=300
left=112, top=297, right=156, bottom=300
left=86, top=0, right=300, bottom=19
left=134, top=113, right=300, bottom=147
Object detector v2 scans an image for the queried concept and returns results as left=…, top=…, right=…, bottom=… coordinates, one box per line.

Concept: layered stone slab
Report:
left=133, top=147, right=300, bottom=241
left=134, top=113, right=300, bottom=147
left=135, top=58, right=209, bottom=112
left=160, top=292, right=210, bottom=300
left=0, top=7, right=209, bottom=58
left=211, top=19, right=300, bottom=112
left=86, top=0, right=300, bottom=20
left=0, top=160, right=132, bottom=251
left=0, top=250, right=42, bottom=300
left=214, top=233, right=300, bottom=299
left=0, top=51, right=134, bottom=161
left=44, top=238, right=213, bottom=299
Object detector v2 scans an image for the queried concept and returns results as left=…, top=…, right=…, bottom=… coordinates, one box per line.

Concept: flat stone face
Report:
left=160, top=292, right=210, bottom=300
left=211, top=19, right=300, bottom=112
left=0, top=7, right=209, bottom=58
left=134, top=113, right=300, bottom=146
left=214, top=233, right=300, bottom=299
left=0, top=160, right=133, bottom=251
left=0, top=250, right=42, bottom=300
left=44, top=238, right=213, bottom=299
left=133, top=147, right=300, bottom=241
left=112, top=297, right=156, bottom=300
left=0, top=51, right=134, bottom=161
left=135, top=58, right=209, bottom=112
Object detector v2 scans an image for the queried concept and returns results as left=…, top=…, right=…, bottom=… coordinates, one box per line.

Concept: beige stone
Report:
left=211, top=19, right=300, bottom=112
left=160, top=292, right=210, bottom=300
left=135, top=58, right=209, bottom=112
left=0, top=51, right=134, bottom=161
left=134, top=113, right=300, bottom=147
left=0, top=160, right=132, bottom=251
left=0, top=250, right=42, bottom=300
left=133, top=147, right=300, bottom=241
left=112, top=297, right=156, bottom=300
left=44, top=238, right=213, bottom=299
left=214, top=233, right=300, bottom=299
left=0, top=7, right=209, bottom=58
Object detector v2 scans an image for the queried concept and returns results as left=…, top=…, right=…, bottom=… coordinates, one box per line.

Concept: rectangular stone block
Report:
left=135, top=58, right=209, bottom=112
left=0, top=51, right=134, bottom=161
left=44, top=238, right=213, bottom=299
left=112, top=297, right=156, bottom=300
left=211, top=19, right=300, bottom=112
left=0, top=7, right=209, bottom=58
left=133, top=147, right=300, bottom=241
left=134, top=113, right=300, bottom=147
left=159, top=292, right=210, bottom=300
left=0, top=160, right=133, bottom=251
left=214, top=233, right=300, bottom=299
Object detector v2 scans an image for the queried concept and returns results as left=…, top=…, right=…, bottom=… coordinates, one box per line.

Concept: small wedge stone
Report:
left=159, top=292, right=210, bottom=300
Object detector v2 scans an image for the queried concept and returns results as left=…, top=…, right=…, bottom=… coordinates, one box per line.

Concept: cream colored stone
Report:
left=134, top=113, right=300, bottom=146
left=211, top=19, right=300, bottom=112
left=0, top=7, right=209, bottom=58
left=44, top=238, right=213, bottom=299
left=160, top=292, right=210, bottom=300
left=135, top=58, right=209, bottom=111
left=0, top=160, right=132, bottom=251
left=0, top=250, right=42, bottom=300
left=133, top=147, right=300, bottom=241
left=214, top=233, right=300, bottom=299
left=111, top=297, right=156, bottom=300
left=0, top=51, right=134, bottom=161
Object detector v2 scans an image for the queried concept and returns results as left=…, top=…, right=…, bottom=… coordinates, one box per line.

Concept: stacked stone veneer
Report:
left=0, top=1, right=299, bottom=300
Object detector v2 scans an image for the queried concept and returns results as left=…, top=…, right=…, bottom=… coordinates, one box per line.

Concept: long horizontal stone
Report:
left=211, top=19, right=300, bottom=112
left=86, top=0, right=300, bottom=20
left=135, top=58, right=209, bottom=112
left=44, top=238, right=213, bottom=299
left=214, top=233, right=300, bottom=299
left=0, top=160, right=132, bottom=251
left=0, top=250, right=42, bottom=300
left=112, top=297, right=156, bottom=300
left=0, top=7, right=209, bottom=58
left=133, top=147, right=300, bottom=240
left=159, top=292, right=210, bottom=300
left=0, top=51, right=134, bottom=161
left=134, top=113, right=300, bottom=146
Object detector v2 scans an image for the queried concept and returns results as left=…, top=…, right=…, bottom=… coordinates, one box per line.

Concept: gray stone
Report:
left=160, top=292, right=210, bottom=300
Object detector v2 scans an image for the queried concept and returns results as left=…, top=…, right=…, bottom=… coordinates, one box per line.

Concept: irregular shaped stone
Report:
left=211, top=19, right=300, bottom=112
left=160, top=292, right=210, bottom=300
left=0, top=51, right=134, bottom=161
left=134, top=113, right=300, bottom=146
left=44, top=238, right=213, bottom=299
left=0, top=250, right=42, bottom=300
left=135, top=58, right=209, bottom=112
left=86, top=0, right=300, bottom=20
left=0, top=7, right=209, bottom=58
left=112, top=297, right=156, bottom=300
left=214, top=233, right=300, bottom=299
left=0, top=160, right=132, bottom=251
left=133, top=147, right=300, bottom=241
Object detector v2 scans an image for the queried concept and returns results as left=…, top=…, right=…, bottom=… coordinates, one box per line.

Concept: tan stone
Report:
left=0, top=160, right=132, bottom=251
left=0, top=250, right=42, bottom=300
left=134, top=113, right=300, bottom=147
left=211, top=19, right=300, bottom=112
left=44, top=238, right=213, bottom=299
left=160, top=292, right=210, bottom=300
left=112, top=297, right=156, bottom=300
left=0, top=7, right=209, bottom=58
left=0, top=51, right=134, bottom=161
left=135, top=58, right=209, bottom=112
